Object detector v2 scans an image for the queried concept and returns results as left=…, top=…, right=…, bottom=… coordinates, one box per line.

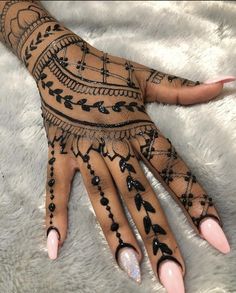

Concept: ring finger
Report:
left=77, top=140, right=143, bottom=283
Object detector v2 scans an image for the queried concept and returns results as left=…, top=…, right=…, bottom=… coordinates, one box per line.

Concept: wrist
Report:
left=0, top=1, right=88, bottom=77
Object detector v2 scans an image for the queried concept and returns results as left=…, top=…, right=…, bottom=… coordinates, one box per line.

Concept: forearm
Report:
left=0, top=1, right=83, bottom=76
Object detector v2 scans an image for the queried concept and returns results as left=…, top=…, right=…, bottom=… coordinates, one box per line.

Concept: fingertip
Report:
left=47, top=228, right=59, bottom=260
left=199, top=217, right=231, bottom=254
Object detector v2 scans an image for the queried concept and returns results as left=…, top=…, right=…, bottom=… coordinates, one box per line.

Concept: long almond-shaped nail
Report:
left=204, top=75, right=236, bottom=84
left=199, top=217, right=230, bottom=254
left=47, top=229, right=59, bottom=260
left=158, top=261, right=185, bottom=293
left=117, top=247, right=141, bottom=284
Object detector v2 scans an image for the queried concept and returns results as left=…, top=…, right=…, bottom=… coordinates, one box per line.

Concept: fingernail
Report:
left=158, top=261, right=185, bottom=293
left=117, top=247, right=141, bottom=284
left=204, top=75, right=236, bottom=84
left=47, top=229, right=59, bottom=260
left=199, top=217, right=230, bottom=254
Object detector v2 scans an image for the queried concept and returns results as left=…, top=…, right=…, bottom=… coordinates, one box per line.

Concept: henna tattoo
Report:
left=23, top=23, right=63, bottom=67
left=146, top=68, right=201, bottom=87
left=47, top=56, right=142, bottom=99
left=48, top=143, right=56, bottom=226
left=40, top=73, right=146, bottom=113
left=135, top=128, right=221, bottom=228
left=84, top=153, right=125, bottom=245
left=100, top=140, right=173, bottom=258
left=1, top=1, right=51, bottom=51
left=146, top=69, right=200, bottom=86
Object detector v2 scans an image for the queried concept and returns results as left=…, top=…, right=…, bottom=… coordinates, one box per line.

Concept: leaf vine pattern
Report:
left=23, top=23, right=63, bottom=67
left=100, top=142, right=173, bottom=258
left=41, top=73, right=146, bottom=113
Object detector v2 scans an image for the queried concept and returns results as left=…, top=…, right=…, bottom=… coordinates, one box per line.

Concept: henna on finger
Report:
left=131, top=128, right=223, bottom=231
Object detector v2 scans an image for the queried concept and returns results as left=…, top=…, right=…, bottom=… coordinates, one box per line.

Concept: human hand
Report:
left=1, top=2, right=235, bottom=292
left=34, top=32, right=234, bottom=292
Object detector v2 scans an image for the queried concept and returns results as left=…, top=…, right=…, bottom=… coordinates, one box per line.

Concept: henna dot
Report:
left=48, top=203, right=56, bottom=212
left=49, top=158, right=55, bottom=165
left=50, top=214, right=53, bottom=218
left=50, top=195, right=54, bottom=200
left=98, top=186, right=102, bottom=191
left=200, top=201, right=205, bottom=205
left=87, top=164, right=91, bottom=169
left=108, top=214, right=113, bottom=218
left=92, top=176, right=100, bottom=185
left=100, top=191, right=104, bottom=196
left=100, top=197, right=109, bottom=206
left=51, top=150, right=55, bottom=155
left=50, top=167, right=54, bottom=171
left=48, top=179, right=55, bottom=187
left=50, top=221, right=53, bottom=224
left=188, top=202, right=192, bottom=207
left=116, top=232, right=121, bottom=237
left=83, top=154, right=90, bottom=162
left=106, top=206, right=111, bottom=211
left=208, top=197, right=213, bottom=201
left=111, top=223, right=119, bottom=231
left=50, top=172, right=54, bottom=177
left=90, top=170, right=94, bottom=175
left=50, top=189, right=53, bottom=194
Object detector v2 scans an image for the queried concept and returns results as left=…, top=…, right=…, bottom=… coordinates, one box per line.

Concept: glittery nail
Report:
left=117, top=247, right=141, bottom=284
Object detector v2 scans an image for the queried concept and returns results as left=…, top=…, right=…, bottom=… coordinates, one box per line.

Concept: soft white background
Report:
left=0, top=1, right=236, bottom=292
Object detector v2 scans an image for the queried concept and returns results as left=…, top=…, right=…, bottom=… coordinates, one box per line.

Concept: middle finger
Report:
left=102, top=138, right=185, bottom=282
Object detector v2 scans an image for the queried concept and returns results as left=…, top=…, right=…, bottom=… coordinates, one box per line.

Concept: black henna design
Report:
left=146, top=68, right=201, bottom=87
left=45, top=126, right=128, bottom=251
left=1, top=1, right=53, bottom=53
left=0, top=0, right=215, bottom=276
left=40, top=73, right=146, bottom=113
left=47, top=142, right=57, bottom=232
left=47, top=57, right=142, bottom=99
left=135, top=128, right=222, bottom=228
left=100, top=140, right=173, bottom=258
left=23, top=23, right=63, bottom=67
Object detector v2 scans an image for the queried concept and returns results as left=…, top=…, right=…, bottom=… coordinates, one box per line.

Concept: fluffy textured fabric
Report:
left=0, top=1, right=236, bottom=292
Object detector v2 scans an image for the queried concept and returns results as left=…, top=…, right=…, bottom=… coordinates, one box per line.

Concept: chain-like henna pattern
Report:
left=47, top=143, right=56, bottom=226
left=134, top=128, right=221, bottom=229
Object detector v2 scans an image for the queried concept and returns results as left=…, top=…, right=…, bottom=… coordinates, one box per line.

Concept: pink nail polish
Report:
left=199, top=218, right=230, bottom=254
left=204, top=75, right=236, bottom=84
left=158, top=261, right=185, bottom=293
left=47, top=229, right=59, bottom=260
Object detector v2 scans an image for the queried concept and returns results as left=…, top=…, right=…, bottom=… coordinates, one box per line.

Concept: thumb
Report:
left=144, top=73, right=236, bottom=105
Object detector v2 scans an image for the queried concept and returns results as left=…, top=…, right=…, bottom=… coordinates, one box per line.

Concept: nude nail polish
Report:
left=117, top=247, right=141, bottom=284
left=47, top=229, right=59, bottom=260
left=204, top=75, right=236, bottom=84
left=199, top=217, right=230, bottom=254
left=158, top=261, right=185, bottom=293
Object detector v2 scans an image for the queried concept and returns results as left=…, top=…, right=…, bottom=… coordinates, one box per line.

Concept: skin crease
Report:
left=0, top=0, right=231, bottom=290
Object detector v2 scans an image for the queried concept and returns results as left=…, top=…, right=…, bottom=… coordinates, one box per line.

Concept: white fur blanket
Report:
left=0, top=1, right=236, bottom=292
